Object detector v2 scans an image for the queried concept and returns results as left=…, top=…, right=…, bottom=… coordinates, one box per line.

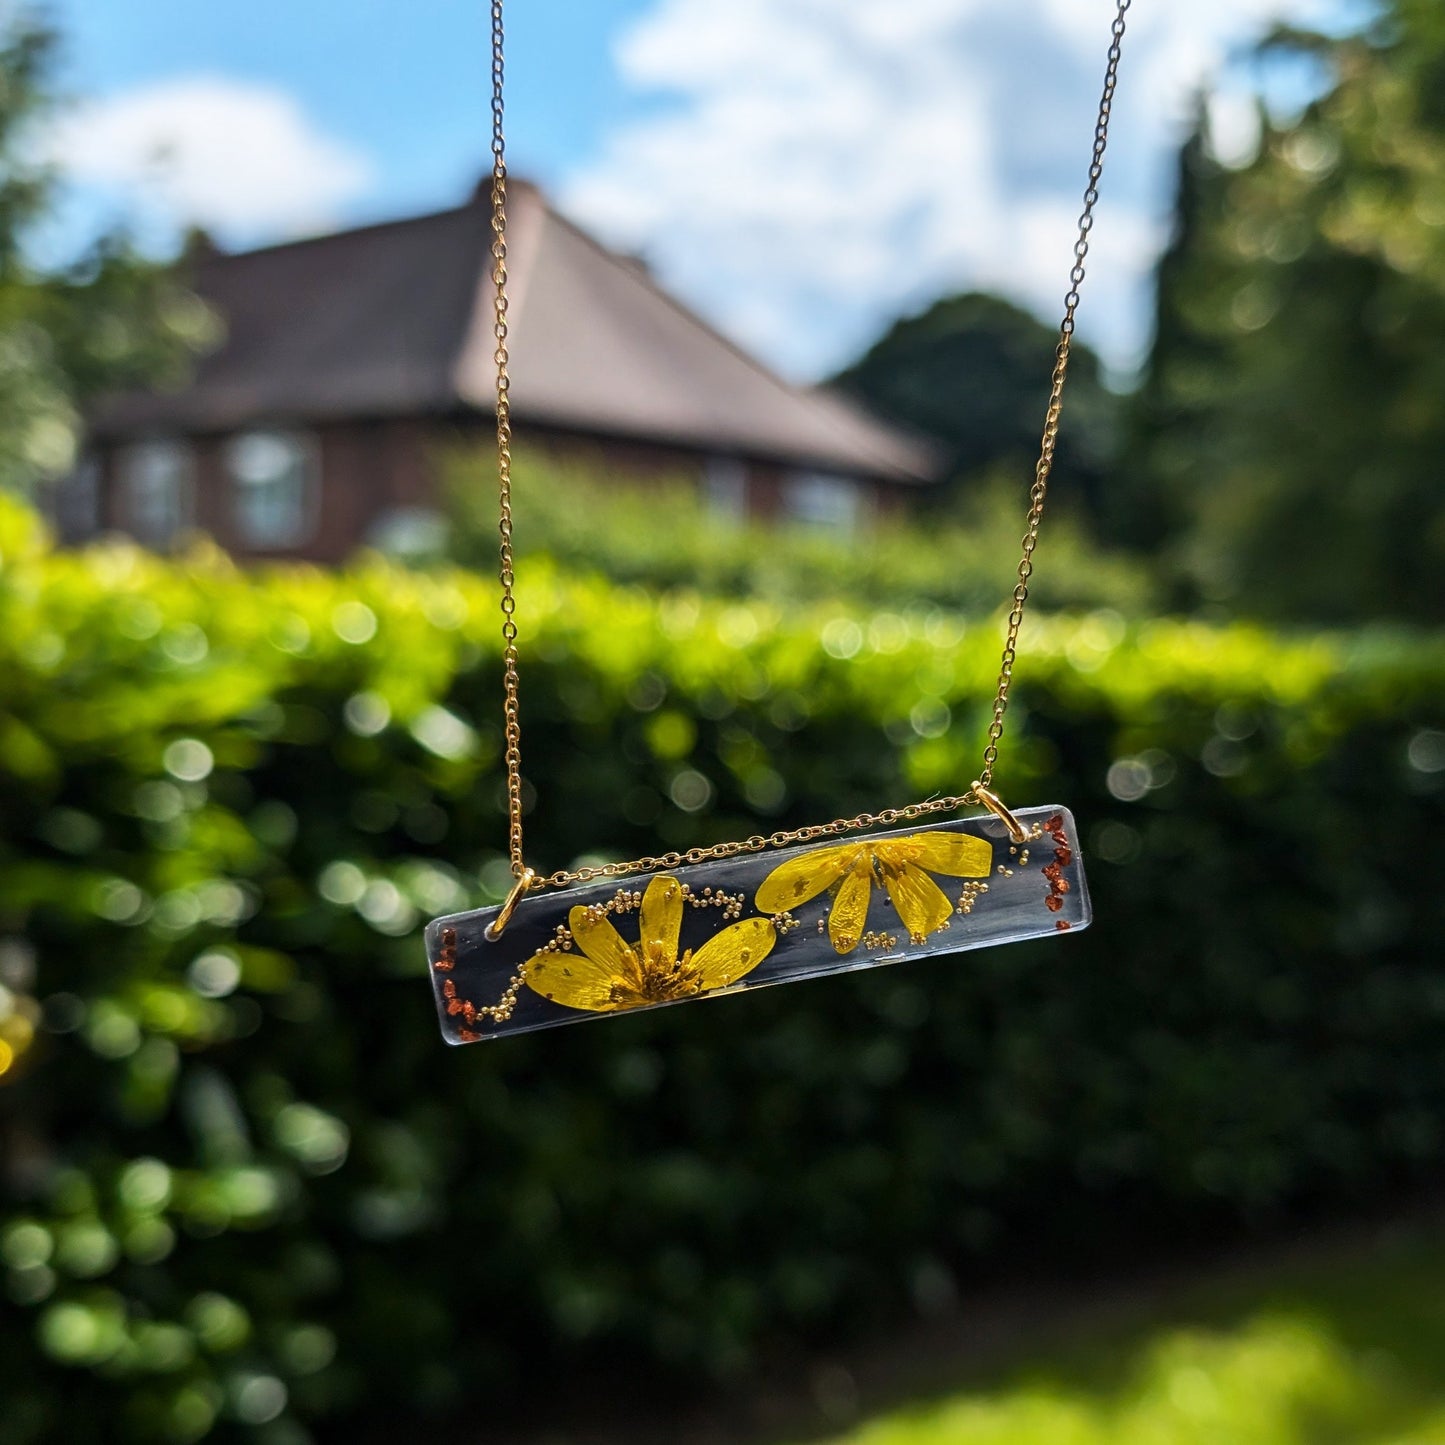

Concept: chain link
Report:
left=485, top=0, right=1131, bottom=895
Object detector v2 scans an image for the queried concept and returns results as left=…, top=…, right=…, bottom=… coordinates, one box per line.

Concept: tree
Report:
left=1129, top=0, right=1445, bottom=622
left=0, top=13, right=211, bottom=495
left=830, top=291, right=1120, bottom=523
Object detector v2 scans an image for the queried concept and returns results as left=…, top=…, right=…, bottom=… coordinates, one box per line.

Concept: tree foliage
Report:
left=1128, top=0, right=1445, bottom=622
left=0, top=12, right=211, bottom=493
left=831, top=292, right=1121, bottom=521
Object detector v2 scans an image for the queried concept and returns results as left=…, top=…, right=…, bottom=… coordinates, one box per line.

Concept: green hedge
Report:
left=446, top=446, right=1158, bottom=615
left=0, top=496, right=1442, bottom=1444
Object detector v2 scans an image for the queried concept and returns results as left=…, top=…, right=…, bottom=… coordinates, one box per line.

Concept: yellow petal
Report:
left=879, top=860, right=954, bottom=944
left=881, top=831, right=993, bottom=878
left=567, top=904, right=638, bottom=973
left=827, top=863, right=873, bottom=954
left=756, top=844, right=862, bottom=914
left=639, top=874, right=684, bottom=960
left=527, top=910, right=638, bottom=1011
left=528, top=904, right=643, bottom=1012
left=691, top=916, right=777, bottom=990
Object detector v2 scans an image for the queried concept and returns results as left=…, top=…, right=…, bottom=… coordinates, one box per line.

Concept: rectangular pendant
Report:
left=425, top=805, right=1090, bottom=1043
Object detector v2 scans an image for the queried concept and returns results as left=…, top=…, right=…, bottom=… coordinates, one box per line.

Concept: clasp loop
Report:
left=970, top=782, right=1031, bottom=845
left=485, top=867, right=537, bottom=941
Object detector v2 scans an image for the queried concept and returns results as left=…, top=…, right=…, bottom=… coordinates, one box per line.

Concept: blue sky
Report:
left=48, top=0, right=1346, bottom=380
left=53, top=0, right=652, bottom=222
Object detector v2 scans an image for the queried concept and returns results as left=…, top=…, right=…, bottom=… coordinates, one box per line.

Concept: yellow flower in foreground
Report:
left=527, top=875, right=777, bottom=1012
left=756, top=832, right=992, bottom=954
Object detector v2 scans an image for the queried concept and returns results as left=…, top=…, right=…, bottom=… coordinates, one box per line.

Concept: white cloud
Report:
left=562, top=0, right=1337, bottom=378
left=49, top=75, right=374, bottom=242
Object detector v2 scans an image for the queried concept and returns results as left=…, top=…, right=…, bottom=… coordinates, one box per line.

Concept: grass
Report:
left=800, top=1221, right=1445, bottom=1445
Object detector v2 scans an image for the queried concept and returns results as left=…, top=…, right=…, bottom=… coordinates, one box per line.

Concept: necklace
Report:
left=427, top=0, right=1132, bottom=1043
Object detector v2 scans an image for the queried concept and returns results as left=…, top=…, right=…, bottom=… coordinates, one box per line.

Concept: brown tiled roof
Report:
left=91, top=181, right=937, bottom=484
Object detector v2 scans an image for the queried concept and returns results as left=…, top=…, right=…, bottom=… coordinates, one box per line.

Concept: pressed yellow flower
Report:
left=527, top=874, right=776, bottom=1012
left=755, top=831, right=992, bottom=954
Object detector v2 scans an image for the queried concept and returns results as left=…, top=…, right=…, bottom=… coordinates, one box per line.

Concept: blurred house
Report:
left=63, top=178, right=937, bottom=562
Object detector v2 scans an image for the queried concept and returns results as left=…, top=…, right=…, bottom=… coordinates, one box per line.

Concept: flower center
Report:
left=609, top=941, right=704, bottom=1005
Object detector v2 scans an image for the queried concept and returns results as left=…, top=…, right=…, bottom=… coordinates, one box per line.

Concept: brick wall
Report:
left=77, top=415, right=915, bottom=563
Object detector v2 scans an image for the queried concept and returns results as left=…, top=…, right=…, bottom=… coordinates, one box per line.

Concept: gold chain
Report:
left=485, top=0, right=1131, bottom=896
left=489, top=0, right=525, bottom=879
left=980, top=0, right=1130, bottom=789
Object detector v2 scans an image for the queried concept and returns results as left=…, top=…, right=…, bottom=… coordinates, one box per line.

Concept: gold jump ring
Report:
left=970, top=782, right=1031, bottom=845
left=485, top=867, right=536, bottom=941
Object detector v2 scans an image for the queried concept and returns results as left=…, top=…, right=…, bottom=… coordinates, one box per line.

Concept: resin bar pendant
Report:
left=426, top=806, right=1089, bottom=1044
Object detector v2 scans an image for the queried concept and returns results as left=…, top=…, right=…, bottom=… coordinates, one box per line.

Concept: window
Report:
left=53, top=455, right=100, bottom=541
left=367, top=507, right=449, bottom=562
left=120, top=440, right=193, bottom=547
left=227, top=431, right=316, bottom=549
left=783, top=471, right=865, bottom=532
left=703, top=457, right=748, bottom=522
